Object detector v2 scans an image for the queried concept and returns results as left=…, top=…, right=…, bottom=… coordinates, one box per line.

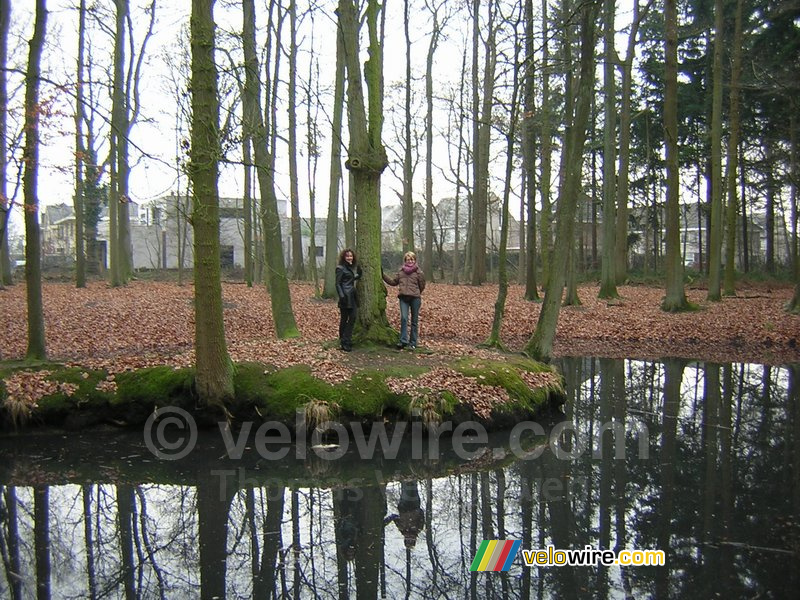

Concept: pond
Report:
left=0, top=358, right=797, bottom=599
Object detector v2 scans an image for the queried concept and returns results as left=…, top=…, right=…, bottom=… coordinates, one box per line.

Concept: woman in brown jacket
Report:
left=382, top=251, right=426, bottom=349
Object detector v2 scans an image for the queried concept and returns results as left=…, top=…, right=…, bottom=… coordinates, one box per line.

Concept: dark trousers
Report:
left=339, top=306, right=357, bottom=348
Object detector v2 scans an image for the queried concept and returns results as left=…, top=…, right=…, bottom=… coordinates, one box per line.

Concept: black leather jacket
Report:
left=335, top=264, right=362, bottom=309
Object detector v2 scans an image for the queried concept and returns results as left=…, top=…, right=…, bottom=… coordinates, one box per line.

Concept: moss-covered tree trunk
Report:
left=23, top=0, right=47, bottom=361
left=190, top=0, right=234, bottom=407
left=662, top=0, right=690, bottom=312
left=338, top=0, right=394, bottom=343
left=706, top=0, right=724, bottom=301
left=242, top=0, right=299, bottom=339
left=524, top=0, right=599, bottom=362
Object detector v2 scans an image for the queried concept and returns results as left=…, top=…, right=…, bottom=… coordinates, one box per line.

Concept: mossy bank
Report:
left=0, top=353, right=565, bottom=434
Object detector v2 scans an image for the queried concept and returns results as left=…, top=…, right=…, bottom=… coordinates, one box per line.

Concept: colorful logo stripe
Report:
left=470, top=539, right=521, bottom=572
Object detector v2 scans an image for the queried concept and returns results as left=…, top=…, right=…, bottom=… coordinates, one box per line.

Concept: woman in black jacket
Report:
left=335, top=248, right=361, bottom=351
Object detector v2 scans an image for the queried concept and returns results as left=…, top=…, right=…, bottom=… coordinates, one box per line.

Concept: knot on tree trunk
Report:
left=345, top=150, right=388, bottom=175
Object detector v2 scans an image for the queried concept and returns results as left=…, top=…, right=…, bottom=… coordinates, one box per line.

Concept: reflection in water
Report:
left=0, top=359, right=798, bottom=598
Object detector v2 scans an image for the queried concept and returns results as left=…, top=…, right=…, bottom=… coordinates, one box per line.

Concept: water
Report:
left=0, top=358, right=797, bottom=599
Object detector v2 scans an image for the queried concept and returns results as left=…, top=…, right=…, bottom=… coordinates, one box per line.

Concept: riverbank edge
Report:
left=0, top=353, right=565, bottom=435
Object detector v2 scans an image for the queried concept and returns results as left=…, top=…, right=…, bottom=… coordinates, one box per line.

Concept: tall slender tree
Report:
left=288, top=0, right=305, bottom=280
left=190, top=0, right=234, bottom=407
left=522, top=0, right=539, bottom=301
left=598, top=0, right=618, bottom=299
left=661, top=0, right=690, bottom=312
left=23, top=0, right=47, bottom=361
left=707, top=0, right=725, bottom=301
left=0, top=0, right=11, bottom=286
left=243, top=0, right=299, bottom=338
left=402, top=0, right=415, bottom=255
left=74, top=0, right=87, bottom=288
left=723, top=0, right=744, bottom=296
left=322, top=24, right=346, bottom=300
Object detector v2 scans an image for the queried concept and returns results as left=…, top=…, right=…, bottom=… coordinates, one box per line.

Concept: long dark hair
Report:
left=338, top=248, right=357, bottom=265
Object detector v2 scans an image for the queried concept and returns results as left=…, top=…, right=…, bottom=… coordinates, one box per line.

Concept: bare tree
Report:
left=191, top=0, right=235, bottom=407
left=23, top=0, right=47, bottom=361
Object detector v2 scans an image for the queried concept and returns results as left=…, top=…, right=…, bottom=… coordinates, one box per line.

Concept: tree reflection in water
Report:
left=0, top=358, right=798, bottom=598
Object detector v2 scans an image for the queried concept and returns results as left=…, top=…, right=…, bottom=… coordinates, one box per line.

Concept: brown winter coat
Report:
left=382, top=267, right=426, bottom=298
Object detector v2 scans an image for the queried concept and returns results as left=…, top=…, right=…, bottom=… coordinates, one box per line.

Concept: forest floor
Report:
left=1, top=280, right=799, bottom=378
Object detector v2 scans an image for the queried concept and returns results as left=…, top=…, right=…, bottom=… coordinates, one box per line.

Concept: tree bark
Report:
left=338, top=0, right=393, bottom=343
left=522, top=0, right=539, bottom=301
left=74, top=0, right=87, bottom=288
left=24, top=0, right=47, bottom=361
left=288, top=0, right=305, bottom=280
left=323, top=24, right=346, bottom=299
left=598, top=0, right=618, bottom=299
left=424, top=3, right=442, bottom=276
left=662, top=0, right=690, bottom=312
left=402, top=0, right=415, bottom=255
left=723, top=0, right=744, bottom=296
left=191, top=0, right=235, bottom=407
left=0, top=0, right=11, bottom=286
left=707, top=0, right=724, bottom=301
left=538, top=0, right=553, bottom=288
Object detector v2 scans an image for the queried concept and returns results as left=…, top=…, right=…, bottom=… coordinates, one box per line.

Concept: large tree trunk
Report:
left=243, top=0, right=300, bottom=339
left=338, top=0, right=393, bottom=343
left=662, top=0, right=690, bottom=312
left=0, top=0, right=11, bottom=286
left=524, top=0, right=599, bottom=361
left=598, top=0, right=618, bottom=299
left=191, top=0, right=234, bottom=407
left=24, top=0, right=47, bottom=361
left=723, top=0, right=744, bottom=296
left=323, top=25, right=346, bottom=299
left=707, top=0, right=724, bottom=301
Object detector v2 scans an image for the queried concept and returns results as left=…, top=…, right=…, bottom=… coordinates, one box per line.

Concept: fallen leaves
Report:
left=0, top=280, right=798, bottom=379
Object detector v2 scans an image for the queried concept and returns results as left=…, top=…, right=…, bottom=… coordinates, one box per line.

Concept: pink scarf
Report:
left=402, top=263, right=418, bottom=275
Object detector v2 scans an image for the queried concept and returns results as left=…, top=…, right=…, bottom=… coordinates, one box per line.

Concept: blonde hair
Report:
left=403, top=251, right=417, bottom=262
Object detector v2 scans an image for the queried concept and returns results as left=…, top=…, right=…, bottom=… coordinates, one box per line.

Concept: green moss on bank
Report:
left=1, top=352, right=563, bottom=433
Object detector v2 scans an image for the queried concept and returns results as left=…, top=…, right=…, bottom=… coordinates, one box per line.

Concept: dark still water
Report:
left=0, top=358, right=798, bottom=599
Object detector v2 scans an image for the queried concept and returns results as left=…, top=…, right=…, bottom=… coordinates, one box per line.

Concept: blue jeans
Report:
left=399, top=296, right=421, bottom=346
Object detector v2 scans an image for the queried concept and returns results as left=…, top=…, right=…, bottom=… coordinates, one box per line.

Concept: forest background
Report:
left=0, top=0, right=798, bottom=407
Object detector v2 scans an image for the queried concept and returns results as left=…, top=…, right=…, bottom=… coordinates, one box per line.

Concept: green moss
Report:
left=454, top=356, right=558, bottom=416
left=336, top=369, right=397, bottom=416
left=114, top=366, right=196, bottom=406
left=259, top=365, right=339, bottom=419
